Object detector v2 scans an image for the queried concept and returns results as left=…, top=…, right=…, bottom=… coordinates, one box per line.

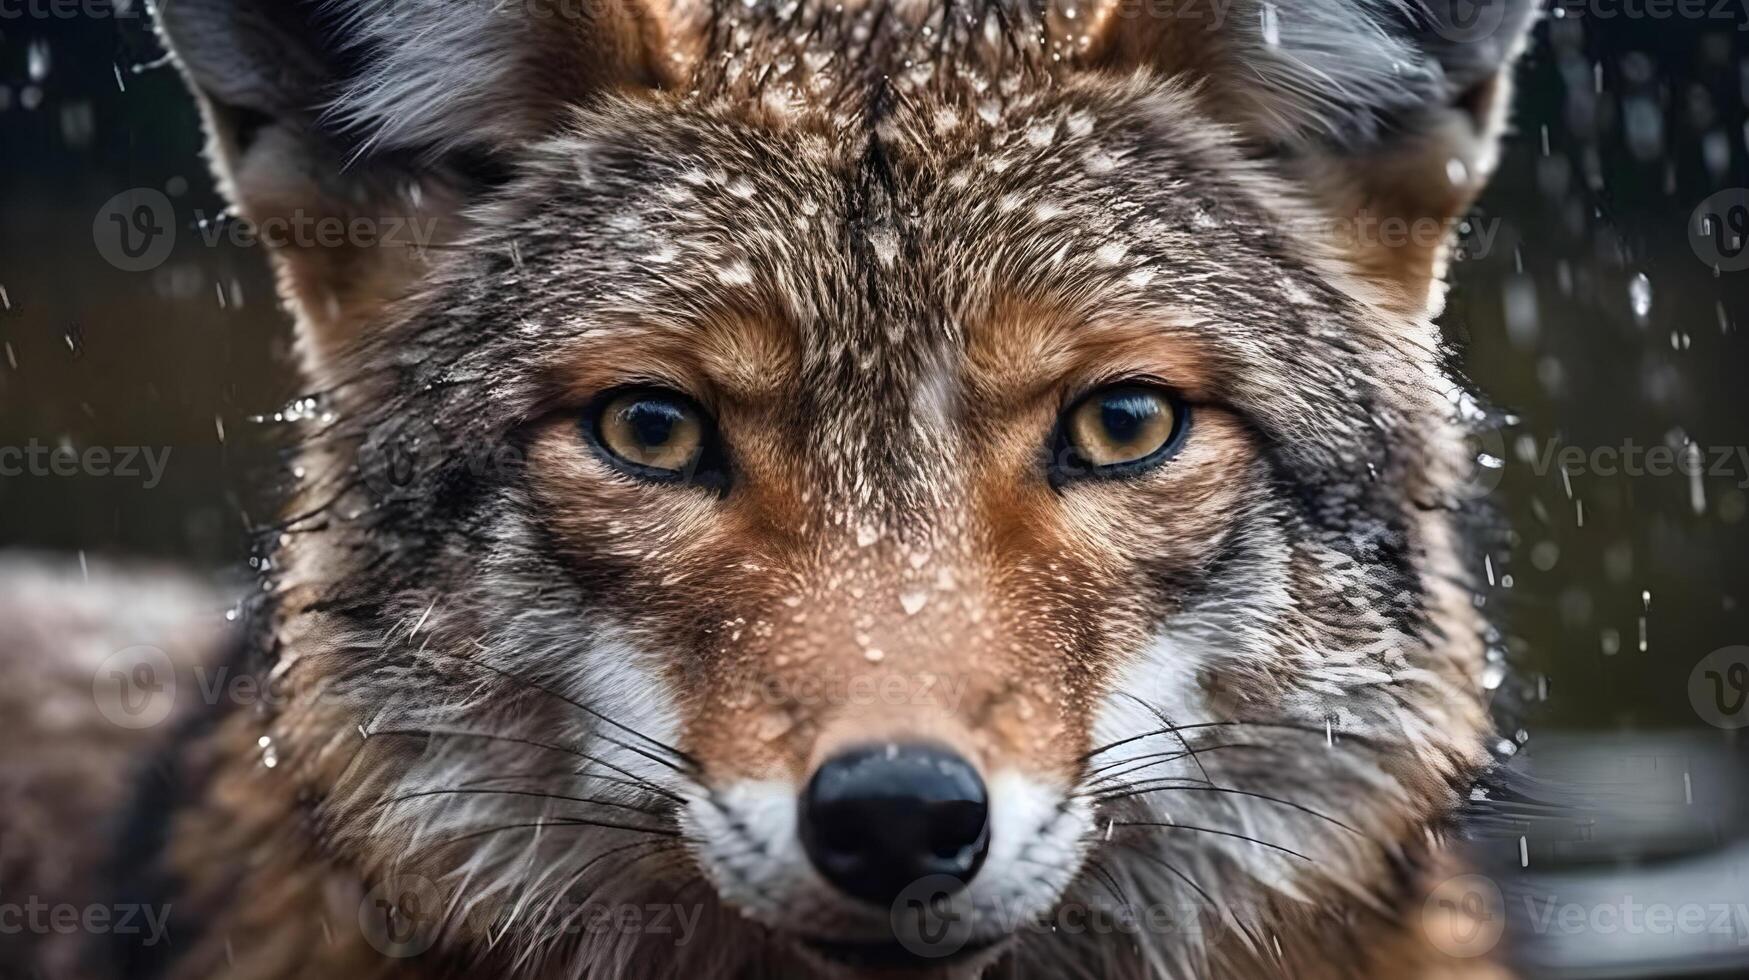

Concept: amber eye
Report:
left=1056, top=383, right=1186, bottom=482
left=587, top=388, right=723, bottom=487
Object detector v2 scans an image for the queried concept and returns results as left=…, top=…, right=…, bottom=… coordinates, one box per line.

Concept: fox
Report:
left=0, top=0, right=1537, bottom=977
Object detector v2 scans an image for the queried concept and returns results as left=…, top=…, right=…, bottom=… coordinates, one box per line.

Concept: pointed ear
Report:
left=156, top=0, right=668, bottom=373
left=1086, top=0, right=1536, bottom=313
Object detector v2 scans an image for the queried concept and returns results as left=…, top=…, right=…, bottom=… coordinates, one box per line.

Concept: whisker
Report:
left=1112, top=842, right=1219, bottom=913
left=453, top=643, right=699, bottom=771
left=431, top=817, right=680, bottom=851
left=1111, top=821, right=1312, bottom=862
left=1114, top=692, right=1215, bottom=788
left=1080, top=856, right=1131, bottom=908
left=1115, top=843, right=1276, bottom=966
left=455, top=767, right=658, bottom=797
left=1088, top=784, right=1363, bottom=836
left=539, top=838, right=682, bottom=937
left=1084, top=742, right=1268, bottom=784
left=1080, top=720, right=1380, bottom=762
left=379, top=787, right=672, bottom=820
left=363, top=726, right=686, bottom=804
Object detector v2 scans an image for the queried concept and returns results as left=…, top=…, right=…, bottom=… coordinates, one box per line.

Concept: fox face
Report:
left=160, top=0, right=1533, bottom=976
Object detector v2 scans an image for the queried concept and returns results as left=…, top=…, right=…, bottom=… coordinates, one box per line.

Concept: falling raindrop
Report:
left=26, top=40, right=50, bottom=82
left=1482, top=662, right=1507, bottom=690
left=1628, top=272, right=1653, bottom=324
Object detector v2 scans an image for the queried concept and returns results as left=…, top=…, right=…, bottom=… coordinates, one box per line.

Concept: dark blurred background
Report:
left=1, top=5, right=1746, bottom=977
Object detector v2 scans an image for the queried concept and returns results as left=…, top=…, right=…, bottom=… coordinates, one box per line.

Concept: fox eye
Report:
left=1055, top=383, right=1187, bottom=482
left=587, top=388, right=722, bottom=487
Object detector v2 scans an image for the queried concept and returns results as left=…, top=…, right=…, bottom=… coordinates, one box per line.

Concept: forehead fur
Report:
left=396, top=63, right=1435, bottom=524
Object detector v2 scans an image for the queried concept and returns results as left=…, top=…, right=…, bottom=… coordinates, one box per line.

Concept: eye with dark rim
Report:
left=583, top=386, right=728, bottom=493
left=1050, top=382, right=1190, bottom=486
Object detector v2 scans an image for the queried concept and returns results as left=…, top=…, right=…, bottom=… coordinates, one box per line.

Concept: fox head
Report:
left=161, top=0, right=1532, bottom=976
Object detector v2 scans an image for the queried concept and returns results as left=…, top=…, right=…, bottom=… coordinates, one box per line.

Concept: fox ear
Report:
left=1086, top=0, right=1536, bottom=313
left=156, top=0, right=667, bottom=373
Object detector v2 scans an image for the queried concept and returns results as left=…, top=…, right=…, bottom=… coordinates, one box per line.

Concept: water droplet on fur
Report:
left=717, top=260, right=754, bottom=287
left=1260, top=4, right=1280, bottom=46
left=1482, top=663, right=1507, bottom=690
left=867, top=227, right=899, bottom=268
left=1628, top=272, right=1653, bottom=322
left=756, top=711, right=794, bottom=741
left=1095, top=241, right=1128, bottom=266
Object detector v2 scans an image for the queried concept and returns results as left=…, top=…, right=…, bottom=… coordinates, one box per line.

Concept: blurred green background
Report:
left=0, top=10, right=1746, bottom=743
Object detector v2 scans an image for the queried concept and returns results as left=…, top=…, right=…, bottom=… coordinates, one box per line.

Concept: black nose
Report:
left=799, top=743, right=991, bottom=906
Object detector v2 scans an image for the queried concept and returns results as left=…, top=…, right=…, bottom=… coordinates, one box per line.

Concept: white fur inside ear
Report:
left=1223, top=0, right=1437, bottom=145
left=1169, top=0, right=1536, bottom=150
left=322, top=0, right=643, bottom=154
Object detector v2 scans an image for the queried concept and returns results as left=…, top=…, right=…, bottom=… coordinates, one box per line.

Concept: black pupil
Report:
left=1100, top=392, right=1158, bottom=445
left=623, top=400, right=682, bottom=448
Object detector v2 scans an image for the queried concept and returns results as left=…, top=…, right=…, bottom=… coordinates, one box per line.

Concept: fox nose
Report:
left=799, top=743, right=990, bottom=906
